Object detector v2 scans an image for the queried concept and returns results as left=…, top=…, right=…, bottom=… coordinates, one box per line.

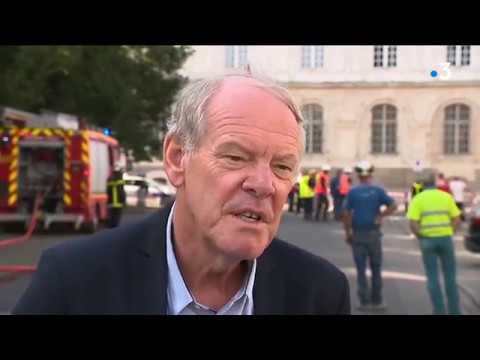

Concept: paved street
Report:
left=1, top=206, right=479, bottom=315
left=278, top=210, right=480, bottom=315
left=0, top=208, right=155, bottom=314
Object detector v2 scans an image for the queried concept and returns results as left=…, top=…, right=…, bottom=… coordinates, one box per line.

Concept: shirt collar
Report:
left=166, top=201, right=256, bottom=315
left=166, top=202, right=194, bottom=315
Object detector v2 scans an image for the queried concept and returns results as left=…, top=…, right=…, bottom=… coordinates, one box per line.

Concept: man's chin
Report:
left=227, top=237, right=272, bottom=261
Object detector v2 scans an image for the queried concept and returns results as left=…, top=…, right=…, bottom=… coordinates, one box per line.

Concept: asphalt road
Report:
left=1, top=206, right=479, bottom=315
left=278, top=211, right=480, bottom=315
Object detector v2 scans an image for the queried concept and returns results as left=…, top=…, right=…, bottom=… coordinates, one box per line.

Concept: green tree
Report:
left=0, top=45, right=193, bottom=160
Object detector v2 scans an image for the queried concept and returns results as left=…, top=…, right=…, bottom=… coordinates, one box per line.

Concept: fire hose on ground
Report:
left=0, top=192, right=44, bottom=278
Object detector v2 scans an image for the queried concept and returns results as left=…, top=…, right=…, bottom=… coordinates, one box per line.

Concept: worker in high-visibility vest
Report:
left=412, top=181, right=423, bottom=197
left=107, top=168, right=126, bottom=228
left=314, top=164, right=331, bottom=221
left=405, top=179, right=424, bottom=214
left=340, top=167, right=352, bottom=195
left=407, top=170, right=462, bottom=315
left=299, top=169, right=315, bottom=221
left=335, top=167, right=351, bottom=220
left=436, top=172, right=451, bottom=194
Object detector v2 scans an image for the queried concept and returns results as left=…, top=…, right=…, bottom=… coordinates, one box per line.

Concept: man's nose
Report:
left=242, top=163, right=276, bottom=199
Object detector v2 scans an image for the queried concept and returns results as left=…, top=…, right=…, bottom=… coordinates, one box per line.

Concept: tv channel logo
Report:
left=430, top=62, right=451, bottom=80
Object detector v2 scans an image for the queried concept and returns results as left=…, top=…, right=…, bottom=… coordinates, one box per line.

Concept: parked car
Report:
left=464, top=205, right=480, bottom=253
left=123, top=173, right=175, bottom=206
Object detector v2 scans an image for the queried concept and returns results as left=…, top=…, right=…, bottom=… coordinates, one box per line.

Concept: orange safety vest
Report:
left=339, top=174, right=350, bottom=195
left=315, top=172, right=330, bottom=195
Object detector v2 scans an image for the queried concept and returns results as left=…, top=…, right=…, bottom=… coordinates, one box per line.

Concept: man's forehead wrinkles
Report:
left=211, top=122, right=299, bottom=140
left=208, top=106, right=243, bottom=119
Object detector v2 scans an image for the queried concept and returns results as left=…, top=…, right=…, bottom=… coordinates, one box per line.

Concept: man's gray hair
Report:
left=417, top=169, right=437, bottom=187
left=166, top=71, right=305, bottom=156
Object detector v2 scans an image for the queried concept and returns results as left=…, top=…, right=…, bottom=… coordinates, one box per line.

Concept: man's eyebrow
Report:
left=273, top=154, right=298, bottom=163
left=215, top=141, right=252, bottom=154
left=215, top=141, right=299, bottom=162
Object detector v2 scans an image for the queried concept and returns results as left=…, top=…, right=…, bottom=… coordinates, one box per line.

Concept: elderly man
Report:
left=12, top=72, right=350, bottom=315
left=407, top=170, right=462, bottom=315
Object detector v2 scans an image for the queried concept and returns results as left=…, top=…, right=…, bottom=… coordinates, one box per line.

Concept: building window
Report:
left=374, top=46, right=383, bottom=67
left=387, top=46, right=397, bottom=67
left=225, top=46, right=248, bottom=68
left=301, top=46, right=324, bottom=69
left=373, top=46, right=397, bottom=68
left=371, top=104, right=397, bottom=154
left=301, top=104, right=323, bottom=154
left=461, top=46, right=471, bottom=66
left=447, top=45, right=456, bottom=65
left=444, top=104, right=470, bottom=155
left=446, top=45, right=471, bottom=66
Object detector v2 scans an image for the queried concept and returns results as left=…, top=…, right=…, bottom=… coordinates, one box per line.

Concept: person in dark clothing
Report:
left=288, top=182, right=299, bottom=212
left=330, top=169, right=342, bottom=221
left=315, top=165, right=331, bottom=221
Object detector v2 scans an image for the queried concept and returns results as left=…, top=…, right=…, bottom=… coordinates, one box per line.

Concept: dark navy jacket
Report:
left=12, top=202, right=350, bottom=315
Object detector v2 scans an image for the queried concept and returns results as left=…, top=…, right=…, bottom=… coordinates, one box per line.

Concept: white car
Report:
left=123, top=173, right=175, bottom=199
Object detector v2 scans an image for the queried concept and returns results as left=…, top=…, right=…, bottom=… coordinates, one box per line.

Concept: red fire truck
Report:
left=0, top=123, right=120, bottom=232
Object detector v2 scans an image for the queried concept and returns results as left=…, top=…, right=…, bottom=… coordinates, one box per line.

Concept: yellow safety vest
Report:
left=412, top=182, right=423, bottom=197
left=299, top=175, right=315, bottom=199
left=108, top=179, right=125, bottom=208
left=406, top=188, right=461, bottom=237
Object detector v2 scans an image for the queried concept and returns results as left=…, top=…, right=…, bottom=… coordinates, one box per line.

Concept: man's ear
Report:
left=163, top=134, right=186, bottom=188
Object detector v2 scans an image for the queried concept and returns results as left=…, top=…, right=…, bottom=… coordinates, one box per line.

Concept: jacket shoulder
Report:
left=45, top=210, right=164, bottom=270
left=266, top=239, right=347, bottom=285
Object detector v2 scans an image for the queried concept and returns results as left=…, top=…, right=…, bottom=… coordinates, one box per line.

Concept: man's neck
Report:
left=359, top=177, right=371, bottom=185
left=171, top=200, right=248, bottom=310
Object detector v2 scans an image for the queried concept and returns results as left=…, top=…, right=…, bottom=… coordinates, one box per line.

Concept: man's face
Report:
left=178, top=78, right=301, bottom=261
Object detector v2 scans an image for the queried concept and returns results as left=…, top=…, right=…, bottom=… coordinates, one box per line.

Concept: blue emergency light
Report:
left=103, top=128, right=112, bottom=136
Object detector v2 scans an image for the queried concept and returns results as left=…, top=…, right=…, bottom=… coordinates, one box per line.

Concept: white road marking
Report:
left=342, top=267, right=427, bottom=282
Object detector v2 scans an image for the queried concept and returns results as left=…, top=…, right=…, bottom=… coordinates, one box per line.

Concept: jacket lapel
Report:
left=127, top=202, right=174, bottom=314
left=126, top=201, right=287, bottom=315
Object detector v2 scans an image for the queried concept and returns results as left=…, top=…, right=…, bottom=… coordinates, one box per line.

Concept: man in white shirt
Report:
left=449, top=176, right=467, bottom=221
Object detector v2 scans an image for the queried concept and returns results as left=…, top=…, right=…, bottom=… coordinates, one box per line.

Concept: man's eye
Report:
left=225, top=155, right=245, bottom=162
left=275, top=164, right=293, bottom=172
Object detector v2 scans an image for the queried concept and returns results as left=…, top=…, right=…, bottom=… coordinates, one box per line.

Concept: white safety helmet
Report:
left=344, top=167, right=353, bottom=174
left=321, top=164, right=331, bottom=171
left=354, top=160, right=374, bottom=176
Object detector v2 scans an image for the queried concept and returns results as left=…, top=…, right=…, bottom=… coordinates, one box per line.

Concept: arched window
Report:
left=301, top=104, right=323, bottom=154
left=371, top=104, right=397, bottom=154
left=444, top=104, right=470, bottom=154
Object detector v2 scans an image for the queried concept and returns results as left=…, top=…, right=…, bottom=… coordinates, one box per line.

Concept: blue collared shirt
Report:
left=166, top=202, right=257, bottom=315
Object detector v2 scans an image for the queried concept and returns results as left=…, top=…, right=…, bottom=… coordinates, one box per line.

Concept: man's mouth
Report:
left=236, top=212, right=262, bottom=223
